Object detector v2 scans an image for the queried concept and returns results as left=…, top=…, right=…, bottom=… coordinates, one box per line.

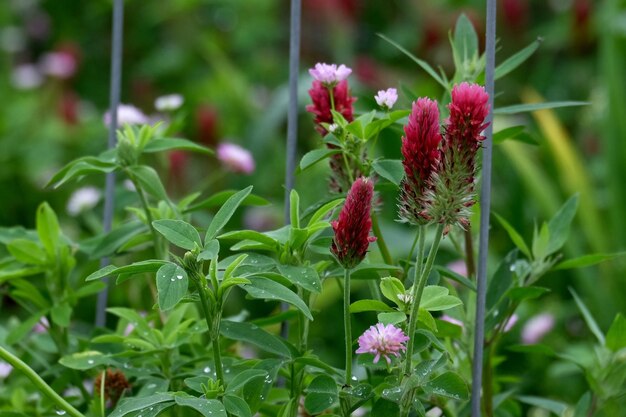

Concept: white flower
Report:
left=397, top=292, right=413, bottom=304
left=328, top=123, right=339, bottom=133
left=67, top=187, right=101, bottom=216
left=375, top=88, right=398, bottom=110
left=0, top=361, right=12, bottom=379
left=308, top=63, right=352, bottom=86
left=103, top=104, right=149, bottom=127
left=11, top=64, right=43, bottom=90
left=155, top=94, right=184, bottom=112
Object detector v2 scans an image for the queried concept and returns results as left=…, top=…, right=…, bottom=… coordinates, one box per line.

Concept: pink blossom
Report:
left=446, top=260, right=468, bottom=278
left=374, top=88, right=398, bottom=109
left=11, top=64, right=43, bottom=90
left=103, top=104, right=149, bottom=127
left=39, top=51, right=76, bottom=79
left=522, top=313, right=555, bottom=344
left=503, top=314, right=519, bottom=332
left=355, top=323, right=409, bottom=364
left=217, top=142, right=255, bottom=174
left=308, top=63, right=352, bottom=86
left=440, top=315, right=463, bottom=328
left=33, top=316, right=49, bottom=334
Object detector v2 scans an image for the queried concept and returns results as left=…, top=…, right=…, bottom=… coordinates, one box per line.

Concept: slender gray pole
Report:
left=96, top=0, right=124, bottom=327
left=471, top=0, right=496, bottom=415
left=280, top=0, right=301, bottom=341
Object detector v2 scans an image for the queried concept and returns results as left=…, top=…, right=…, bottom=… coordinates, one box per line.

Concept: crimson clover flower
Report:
left=331, top=177, right=376, bottom=269
left=355, top=323, right=409, bottom=364
left=429, top=82, right=490, bottom=230
left=398, top=97, right=442, bottom=225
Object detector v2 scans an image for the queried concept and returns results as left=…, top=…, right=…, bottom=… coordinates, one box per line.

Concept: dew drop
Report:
left=87, top=359, right=94, bottom=365
left=55, top=411, right=67, bottom=416
left=177, top=275, right=183, bottom=280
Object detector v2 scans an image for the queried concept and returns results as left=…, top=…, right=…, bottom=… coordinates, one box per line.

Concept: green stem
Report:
left=371, top=213, right=393, bottom=266
left=464, top=228, right=476, bottom=279
left=194, top=278, right=224, bottom=384
left=416, top=227, right=426, bottom=279
left=128, top=173, right=163, bottom=260
left=404, top=224, right=444, bottom=375
left=100, top=369, right=106, bottom=417
left=343, top=268, right=353, bottom=388
left=0, top=345, right=86, bottom=417
left=483, top=345, right=494, bottom=417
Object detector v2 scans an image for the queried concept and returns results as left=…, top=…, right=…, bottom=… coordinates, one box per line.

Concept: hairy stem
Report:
left=464, top=228, right=476, bottom=279
left=343, top=268, right=353, bottom=387
left=371, top=213, right=393, bottom=266
left=404, top=224, right=444, bottom=375
left=0, top=345, right=86, bottom=417
left=194, top=278, right=224, bottom=384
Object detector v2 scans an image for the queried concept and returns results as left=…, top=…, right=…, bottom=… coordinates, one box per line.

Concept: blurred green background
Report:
left=1, top=0, right=625, bottom=409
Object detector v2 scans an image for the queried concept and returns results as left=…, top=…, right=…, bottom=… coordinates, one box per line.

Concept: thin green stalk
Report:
left=404, top=224, right=444, bottom=375
left=416, top=227, right=426, bottom=279
left=194, top=279, right=224, bottom=384
left=343, top=268, right=353, bottom=387
left=128, top=173, right=163, bottom=260
left=100, top=369, right=106, bottom=417
left=483, top=345, right=494, bottom=417
left=0, top=346, right=86, bottom=417
left=464, top=228, right=476, bottom=279
left=371, top=213, right=393, bottom=266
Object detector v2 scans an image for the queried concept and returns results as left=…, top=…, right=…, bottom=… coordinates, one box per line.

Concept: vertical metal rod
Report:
left=96, top=0, right=125, bottom=328
left=471, top=0, right=496, bottom=415
left=280, top=0, right=302, bottom=341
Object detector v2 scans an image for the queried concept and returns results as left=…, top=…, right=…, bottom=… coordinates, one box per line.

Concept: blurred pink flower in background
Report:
left=309, top=63, right=352, bottom=86
left=503, top=314, right=519, bottom=332
left=217, top=142, right=255, bottom=174
left=446, top=259, right=468, bottom=277
left=440, top=314, right=463, bottom=328
left=356, top=323, right=409, bottom=364
left=522, top=313, right=555, bottom=344
left=33, top=316, right=49, bottom=334
left=374, top=88, right=398, bottom=110
left=103, top=104, right=149, bottom=127
left=39, top=51, right=77, bottom=79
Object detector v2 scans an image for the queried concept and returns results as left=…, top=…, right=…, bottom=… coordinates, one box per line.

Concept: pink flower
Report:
left=217, top=142, right=255, bottom=174
left=0, top=361, right=12, bottom=379
left=374, top=88, right=398, bottom=109
left=11, top=64, right=43, bottom=90
left=331, top=178, right=376, bottom=269
left=356, top=323, right=409, bottom=364
left=39, top=51, right=77, bottom=79
left=504, top=314, right=519, bottom=332
left=103, top=104, right=149, bottom=127
left=308, top=63, right=352, bottom=86
left=398, top=98, right=442, bottom=225
left=440, top=314, right=463, bottom=328
left=33, top=316, right=49, bottom=334
left=446, top=260, right=468, bottom=278
left=522, top=313, right=555, bottom=344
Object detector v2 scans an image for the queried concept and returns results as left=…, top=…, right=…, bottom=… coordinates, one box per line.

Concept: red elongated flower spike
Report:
left=306, top=79, right=355, bottom=135
left=430, top=82, right=490, bottom=231
left=398, top=98, right=442, bottom=225
left=331, top=177, right=377, bottom=269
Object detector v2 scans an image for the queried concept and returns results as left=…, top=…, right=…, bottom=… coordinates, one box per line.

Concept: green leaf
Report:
left=185, top=190, right=268, bottom=213
left=569, top=288, right=605, bottom=345
left=299, top=148, right=340, bottom=172
left=518, top=396, right=568, bottom=416
left=143, top=138, right=214, bottom=155
left=379, top=276, right=406, bottom=306
left=495, top=38, right=542, bottom=79
left=205, top=186, right=253, bottom=241
left=573, top=392, right=592, bottom=417
left=198, top=239, right=221, bottom=261
left=226, top=369, right=269, bottom=393
left=420, top=286, right=463, bottom=311
left=423, top=372, right=469, bottom=400
left=0, top=266, right=45, bottom=284
left=85, top=260, right=167, bottom=282
left=47, top=156, right=117, bottom=189
left=493, top=125, right=538, bottom=145
left=290, top=190, right=300, bottom=228
left=507, top=286, right=550, bottom=302
left=174, top=395, right=227, bottom=417
left=546, top=194, right=579, bottom=255
left=493, top=212, right=531, bottom=258
left=219, top=230, right=279, bottom=249
left=487, top=250, right=517, bottom=310
left=5, top=311, right=46, bottom=345
left=304, top=374, right=338, bottom=414
left=242, top=277, right=313, bottom=320
left=350, top=299, right=394, bottom=313
left=127, top=165, right=169, bottom=202
left=307, top=198, right=344, bottom=227
left=156, top=263, right=188, bottom=311
left=152, top=219, right=201, bottom=250
left=51, top=302, right=72, bottom=327
left=59, top=351, right=111, bottom=370
left=378, top=311, right=407, bottom=325
left=36, top=202, right=60, bottom=256
left=606, top=313, right=626, bottom=352
left=220, top=320, right=292, bottom=357
left=7, top=239, right=47, bottom=265
left=433, top=265, right=476, bottom=291
left=372, top=159, right=404, bottom=186
left=378, top=34, right=447, bottom=88
left=223, top=395, right=252, bottom=417
left=277, top=264, right=322, bottom=293
left=84, top=220, right=145, bottom=259
left=452, top=13, right=478, bottom=68
left=109, top=394, right=175, bottom=417
left=554, top=252, right=626, bottom=270
left=494, top=101, right=588, bottom=115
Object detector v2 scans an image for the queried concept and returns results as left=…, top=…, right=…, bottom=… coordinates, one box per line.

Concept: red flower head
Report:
left=331, top=177, right=376, bottom=269
left=306, top=79, right=355, bottom=135
left=430, top=82, right=490, bottom=230
left=94, top=368, right=131, bottom=407
left=398, top=98, right=442, bottom=225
